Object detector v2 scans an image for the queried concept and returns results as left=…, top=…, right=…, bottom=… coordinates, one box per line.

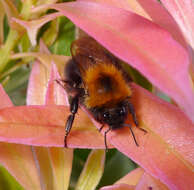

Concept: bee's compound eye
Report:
left=103, top=112, right=110, bottom=119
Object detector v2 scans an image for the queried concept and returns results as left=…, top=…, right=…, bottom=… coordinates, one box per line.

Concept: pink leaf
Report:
left=0, top=85, right=41, bottom=190
left=12, top=12, right=62, bottom=46
left=26, top=42, right=73, bottom=190
left=94, top=84, right=194, bottom=190
left=27, top=60, right=48, bottom=105
left=0, top=84, right=13, bottom=108
left=0, top=105, right=106, bottom=148
left=135, top=172, right=169, bottom=190
left=78, top=0, right=186, bottom=48
left=45, top=62, right=68, bottom=105
left=115, top=168, right=169, bottom=189
left=0, top=143, right=42, bottom=190
left=27, top=40, right=68, bottom=106
left=11, top=52, right=69, bottom=77
left=160, top=0, right=194, bottom=50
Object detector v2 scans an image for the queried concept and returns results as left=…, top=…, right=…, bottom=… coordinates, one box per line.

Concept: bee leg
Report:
left=104, top=128, right=111, bottom=152
left=127, top=102, right=147, bottom=134
left=64, top=114, right=75, bottom=147
left=99, top=124, right=104, bottom=132
left=136, top=126, right=147, bottom=134
left=127, top=102, right=138, bottom=126
left=64, top=95, right=79, bottom=148
left=128, top=124, right=139, bottom=146
left=55, top=79, right=70, bottom=88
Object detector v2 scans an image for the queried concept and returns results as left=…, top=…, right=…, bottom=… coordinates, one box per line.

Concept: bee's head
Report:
left=95, top=101, right=129, bottom=129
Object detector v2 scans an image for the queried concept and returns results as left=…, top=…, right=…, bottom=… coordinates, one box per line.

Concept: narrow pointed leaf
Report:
left=75, top=150, right=105, bottom=190
left=49, top=147, right=73, bottom=190
left=27, top=42, right=73, bottom=190
left=43, top=58, right=73, bottom=190
left=45, top=62, right=68, bottom=105
left=27, top=60, right=48, bottom=105
left=43, top=56, right=73, bottom=190
left=31, top=147, right=54, bottom=190
left=27, top=43, right=68, bottom=106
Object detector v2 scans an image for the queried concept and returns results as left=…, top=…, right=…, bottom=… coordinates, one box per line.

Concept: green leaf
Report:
left=50, top=17, right=75, bottom=56
left=42, top=18, right=59, bottom=47
left=98, top=150, right=137, bottom=188
left=75, top=150, right=105, bottom=190
left=0, top=165, right=24, bottom=190
left=3, top=65, right=30, bottom=105
left=19, top=33, right=31, bottom=52
left=3, top=16, right=9, bottom=42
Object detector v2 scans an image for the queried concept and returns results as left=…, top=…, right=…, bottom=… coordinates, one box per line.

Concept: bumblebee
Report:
left=57, top=36, right=146, bottom=150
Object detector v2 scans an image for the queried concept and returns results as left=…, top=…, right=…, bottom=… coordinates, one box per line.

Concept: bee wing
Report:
left=71, top=36, right=119, bottom=73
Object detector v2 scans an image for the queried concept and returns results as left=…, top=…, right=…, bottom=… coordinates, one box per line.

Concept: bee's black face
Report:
left=99, top=103, right=128, bottom=129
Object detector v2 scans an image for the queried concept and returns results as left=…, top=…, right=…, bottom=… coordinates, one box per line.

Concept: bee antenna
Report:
left=124, top=124, right=139, bottom=147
